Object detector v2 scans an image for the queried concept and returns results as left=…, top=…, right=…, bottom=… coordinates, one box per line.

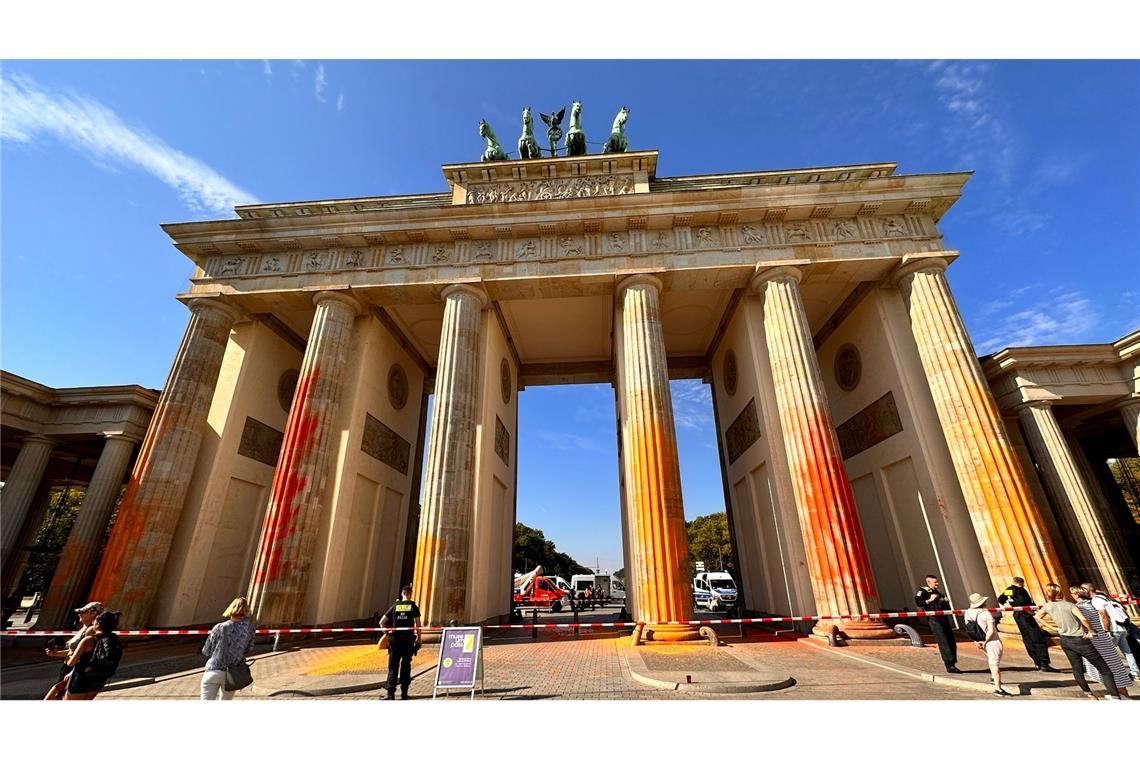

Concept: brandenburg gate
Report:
left=82, top=145, right=1137, bottom=640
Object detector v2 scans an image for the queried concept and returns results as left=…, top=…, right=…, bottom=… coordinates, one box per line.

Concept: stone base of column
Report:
left=641, top=623, right=702, bottom=642
left=812, top=618, right=898, bottom=641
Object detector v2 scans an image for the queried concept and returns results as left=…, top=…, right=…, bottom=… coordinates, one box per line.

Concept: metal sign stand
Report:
left=431, top=626, right=485, bottom=700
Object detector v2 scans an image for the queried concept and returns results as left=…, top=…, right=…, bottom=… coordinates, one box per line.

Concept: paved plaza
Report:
left=1, top=622, right=1106, bottom=701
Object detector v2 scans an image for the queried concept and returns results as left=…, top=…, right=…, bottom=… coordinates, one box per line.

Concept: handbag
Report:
left=220, top=623, right=254, bottom=691
left=377, top=633, right=390, bottom=651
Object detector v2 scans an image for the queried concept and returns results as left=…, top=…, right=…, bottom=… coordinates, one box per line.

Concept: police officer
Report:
left=998, top=576, right=1055, bottom=671
left=915, top=574, right=961, bottom=673
left=379, top=584, right=421, bottom=700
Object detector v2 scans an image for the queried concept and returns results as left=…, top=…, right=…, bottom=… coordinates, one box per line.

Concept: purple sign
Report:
left=434, top=627, right=482, bottom=688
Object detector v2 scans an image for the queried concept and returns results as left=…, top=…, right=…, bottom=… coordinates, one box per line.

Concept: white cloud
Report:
left=1, top=73, right=257, bottom=216
left=315, top=64, right=327, bottom=102
left=974, top=288, right=1101, bottom=353
left=670, top=380, right=713, bottom=431
left=927, top=61, right=1017, bottom=187
left=337, top=92, right=344, bottom=112
left=538, top=431, right=601, bottom=451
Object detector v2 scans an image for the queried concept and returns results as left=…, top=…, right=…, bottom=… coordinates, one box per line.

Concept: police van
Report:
left=692, top=572, right=739, bottom=612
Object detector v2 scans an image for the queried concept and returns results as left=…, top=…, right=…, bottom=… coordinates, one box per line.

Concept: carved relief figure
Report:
left=344, top=250, right=364, bottom=267
left=516, top=240, right=537, bottom=258
left=741, top=224, right=766, bottom=245
left=565, top=100, right=587, bottom=156
left=881, top=217, right=907, bottom=236
left=607, top=233, right=626, bottom=252
left=559, top=236, right=583, bottom=257
left=261, top=256, right=282, bottom=273
left=517, top=107, right=542, bottom=160
left=832, top=219, right=857, bottom=240
left=432, top=245, right=450, bottom=262
left=305, top=252, right=326, bottom=271
left=219, top=257, right=243, bottom=275
left=478, top=119, right=508, bottom=162
left=785, top=223, right=812, bottom=242
left=387, top=246, right=406, bottom=264
left=602, top=106, right=630, bottom=154
left=696, top=227, right=719, bottom=247
left=474, top=242, right=493, bottom=261
left=651, top=231, right=671, bottom=250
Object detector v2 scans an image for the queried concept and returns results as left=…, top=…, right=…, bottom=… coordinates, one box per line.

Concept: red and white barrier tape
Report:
left=4, top=599, right=1136, bottom=637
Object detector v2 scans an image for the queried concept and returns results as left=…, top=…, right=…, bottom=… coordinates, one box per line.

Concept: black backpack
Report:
left=964, top=618, right=986, bottom=642
left=87, top=634, right=123, bottom=679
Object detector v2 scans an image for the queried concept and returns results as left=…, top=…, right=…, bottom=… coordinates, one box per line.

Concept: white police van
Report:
left=692, top=572, right=739, bottom=612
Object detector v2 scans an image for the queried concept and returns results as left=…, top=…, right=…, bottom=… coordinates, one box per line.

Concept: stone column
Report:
left=1017, top=401, right=1130, bottom=593
left=248, top=292, right=360, bottom=625
left=39, top=433, right=139, bottom=628
left=412, top=284, right=488, bottom=629
left=2, top=480, right=53, bottom=596
left=893, top=258, right=1065, bottom=601
left=615, top=275, right=698, bottom=642
left=1117, top=398, right=1140, bottom=455
left=1, top=435, right=57, bottom=562
left=752, top=267, right=893, bottom=639
left=88, top=298, right=240, bottom=627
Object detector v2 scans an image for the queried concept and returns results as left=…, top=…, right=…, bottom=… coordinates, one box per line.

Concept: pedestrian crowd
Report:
left=915, top=574, right=1138, bottom=699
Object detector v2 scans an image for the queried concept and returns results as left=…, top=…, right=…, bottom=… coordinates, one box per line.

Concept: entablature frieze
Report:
left=192, top=213, right=944, bottom=284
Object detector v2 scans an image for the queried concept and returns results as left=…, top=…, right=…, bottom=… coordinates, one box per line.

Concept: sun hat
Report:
left=968, top=593, right=988, bottom=609
left=74, top=601, right=105, bottom=615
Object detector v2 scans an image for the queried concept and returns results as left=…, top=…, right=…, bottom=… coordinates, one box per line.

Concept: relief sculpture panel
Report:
left=465, top=174, right=635, bottom=205
left=836, top=391, right=904, bottom=459
left=361, top=413, right=411, bottom=474
left=725, top=398, right=761, bottom=465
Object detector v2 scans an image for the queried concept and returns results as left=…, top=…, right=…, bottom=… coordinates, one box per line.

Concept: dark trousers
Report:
left=928, top=616, right=957, bottom=667
left=1059, top=635, right=1118, bottom=697
left=386, top=636, right=414, bottom=694
left=1013, top=612, right=1051, bottom=668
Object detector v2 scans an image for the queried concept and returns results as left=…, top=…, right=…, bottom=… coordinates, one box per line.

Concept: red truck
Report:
left=512, top=566, right=568, bottom=612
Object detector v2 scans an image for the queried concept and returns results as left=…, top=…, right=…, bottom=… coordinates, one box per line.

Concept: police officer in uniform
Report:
left=379, top=584, right=421, bottom=700
left=915, top=574, right=961, bottom=673
left=997, top=576, right=1056, bottom=671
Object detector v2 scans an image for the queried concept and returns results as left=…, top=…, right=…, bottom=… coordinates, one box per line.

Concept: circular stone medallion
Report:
left=500, top=358, right=512, bottom=405
left=723, top=350, right=738, bottom=397
left=834, top=344, right=862, bottom=392
left=388, top=364, right=408, bottom=410
left=277, top=369, right=300, bottom=413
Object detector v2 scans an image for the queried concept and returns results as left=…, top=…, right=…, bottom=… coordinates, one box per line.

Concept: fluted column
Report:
left=753, top=267, right=893, bottom=639
left=39, top=433, right=139, bottom=628
left=1, top=435, right=57, bottom=562
left=893, top=258, right=1065, bottom=601
left=412, top=284, right=488, bottom=629
left=1017, top=401, right=1130, bottom=593
left=88, top=297, right=239, bottom=627
left=2, top=481, right=53, bottom=596
left=1117, top=398, right=1140, bottom=455
left=616, top=275, right=698, bottom=642
left=249, top=292, right=360, bottom=625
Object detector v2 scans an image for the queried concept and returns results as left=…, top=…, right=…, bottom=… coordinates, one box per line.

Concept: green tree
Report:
left=513, top=522, right=592, bottom=579
left=685, top=512, right=735, bottom=577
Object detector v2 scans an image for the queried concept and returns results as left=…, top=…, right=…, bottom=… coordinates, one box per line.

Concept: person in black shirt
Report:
left=379, top=584, right=421, bottom=700
left=997, top=576, right=1055, bottom=672
left=915, top=574, right=961, bottom=673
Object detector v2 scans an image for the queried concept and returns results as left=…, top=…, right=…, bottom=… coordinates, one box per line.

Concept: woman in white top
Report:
left=964, top=593, right=1013, bottom=698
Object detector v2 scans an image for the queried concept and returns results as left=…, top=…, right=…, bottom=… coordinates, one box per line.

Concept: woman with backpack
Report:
left=1072, top=585, right=1132, bottom=698
left=42, top=600, right=103, bottom=700
left=964, top=593, right=1013, bottom=698
left=63, top=610, right=123, bottom=700
left=200, top=596, right=257, bottom=700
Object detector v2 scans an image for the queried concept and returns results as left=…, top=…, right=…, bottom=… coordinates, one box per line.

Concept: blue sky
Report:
left=3, top=60, right=1138, bottom=572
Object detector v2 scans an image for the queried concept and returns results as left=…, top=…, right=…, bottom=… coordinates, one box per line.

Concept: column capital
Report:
left=20, top=433, right=57, bottom=447
left=615, top=273, right=664, bottom=298
left=100, top=430, right=143, bottom=444
left=440, top=283, right=490, bottom=309
left=312, top=290, right=362, bottom=316
left=186, top=296, right=242, bottom=322
left=749, top=265, right=804, bottom=293
left=1015, top=399, right=1055, bottom=414
left=889, top=256, right=950, bottom=287
left=1112, top=395, right=1140, bottom=410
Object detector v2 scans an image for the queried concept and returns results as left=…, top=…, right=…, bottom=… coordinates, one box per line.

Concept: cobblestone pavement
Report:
left=3, top=626, right=1052, bottom=700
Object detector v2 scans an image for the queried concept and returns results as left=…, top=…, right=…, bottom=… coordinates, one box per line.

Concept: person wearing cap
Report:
left=997, top=576, right=1055, bottom=672
left=379, top=584, right=421, bottom=700
left=914, top=575, right=961, bottom=673
left=42, top=601, right=104, bottom=700
left=964, top=592, right=1013, bottom=697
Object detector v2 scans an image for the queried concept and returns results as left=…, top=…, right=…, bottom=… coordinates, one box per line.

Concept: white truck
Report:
left=570, top=573, right=612, bottom=602
left=692, top=571, right=739, bottom=612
